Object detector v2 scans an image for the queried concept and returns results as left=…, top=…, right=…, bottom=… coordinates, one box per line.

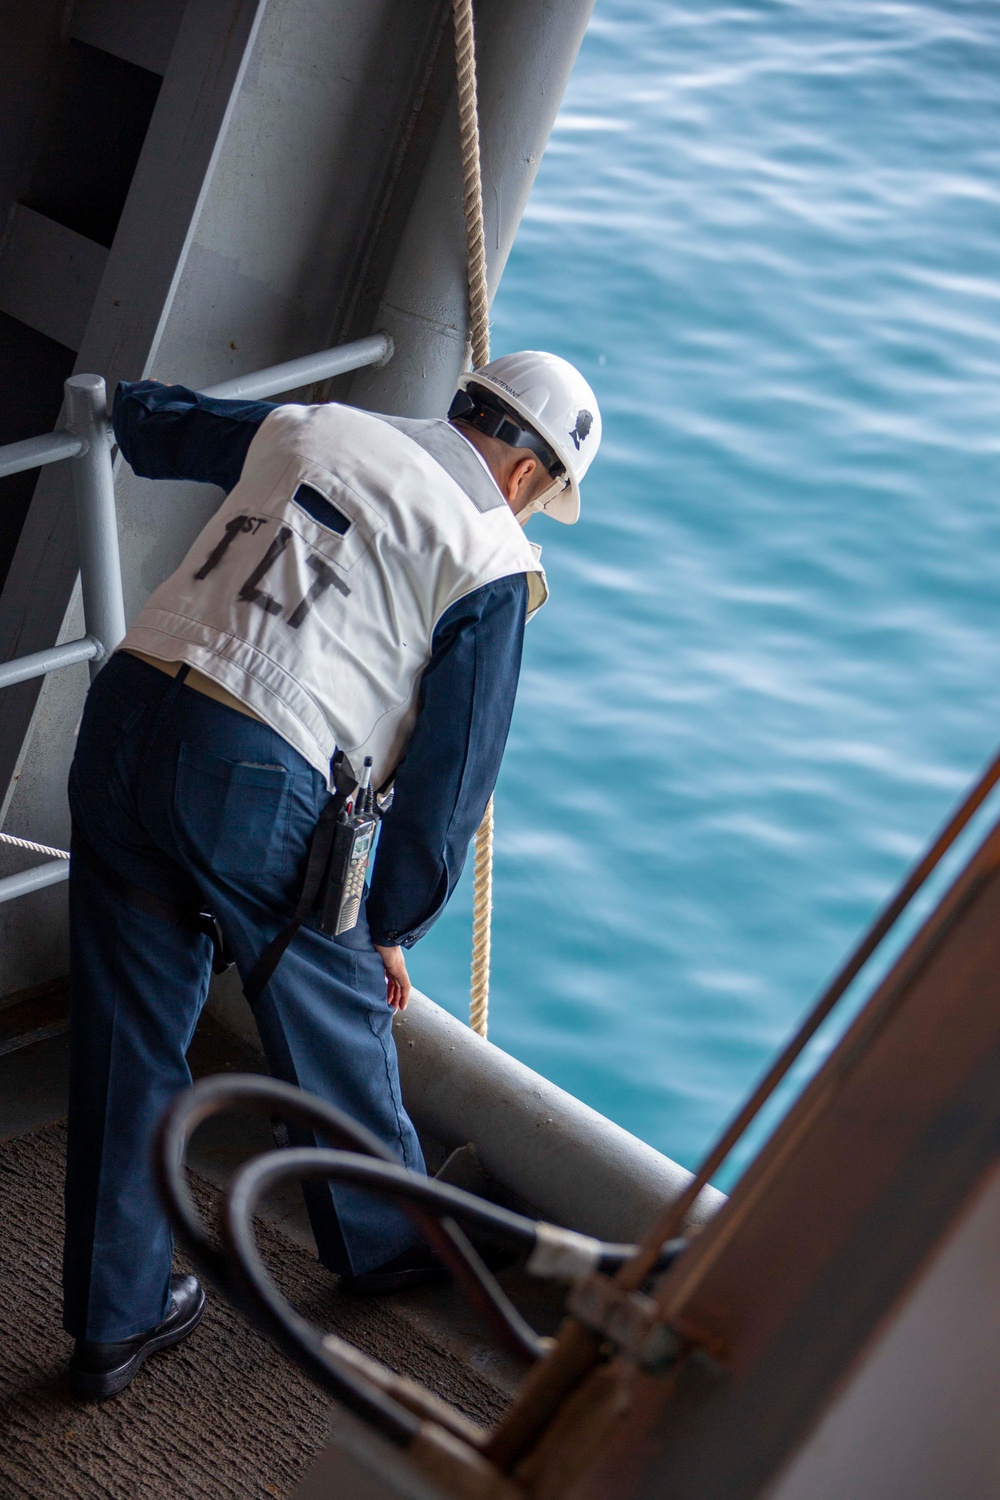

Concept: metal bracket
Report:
left=568, top=1272, right=682, bottom=1372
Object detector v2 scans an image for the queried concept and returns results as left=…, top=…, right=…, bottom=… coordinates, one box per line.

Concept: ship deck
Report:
left=0, top=994, right=564, bottom=1498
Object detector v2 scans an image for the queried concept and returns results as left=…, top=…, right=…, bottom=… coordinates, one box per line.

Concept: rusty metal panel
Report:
left=554, top=819, right=1000, bottom=1500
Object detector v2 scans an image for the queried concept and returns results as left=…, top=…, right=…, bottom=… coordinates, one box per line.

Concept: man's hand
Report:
left=374, top=943, right=410, bottom=1012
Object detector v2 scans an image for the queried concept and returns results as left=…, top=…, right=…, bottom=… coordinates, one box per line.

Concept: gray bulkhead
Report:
left=0, top=0, right=591, bottom=987
left=0, top=0, right=714, bottom=1249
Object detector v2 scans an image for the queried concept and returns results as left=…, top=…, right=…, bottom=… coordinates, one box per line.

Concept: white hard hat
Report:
left=451, top=350, right=602, bottom=524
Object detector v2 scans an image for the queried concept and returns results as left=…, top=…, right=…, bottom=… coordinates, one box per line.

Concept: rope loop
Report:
left=0, top=829, right=70, bottom=860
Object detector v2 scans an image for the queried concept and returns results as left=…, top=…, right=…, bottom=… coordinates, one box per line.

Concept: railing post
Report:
left=64, top=375, right=127, bottom=678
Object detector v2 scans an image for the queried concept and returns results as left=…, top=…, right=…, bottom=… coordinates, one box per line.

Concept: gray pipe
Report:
left=351, top=0, right=596, bottom=418
left=0, top=429, right=85, bottom=480
left=64, top=375, right=127, bottom=677
left=0, top=637, right=101, bottom=690
left=0, top=859, right=68, bottom=903
left=394, top=991, right=724, bottom=1244
left=203, top=333, right=393, bottom=402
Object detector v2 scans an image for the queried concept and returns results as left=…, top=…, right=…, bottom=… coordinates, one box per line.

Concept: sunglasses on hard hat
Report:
left=448, top=385, right=566, bottom=481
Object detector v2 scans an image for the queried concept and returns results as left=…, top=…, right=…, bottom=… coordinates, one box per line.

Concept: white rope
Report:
left=469, top=795, right=493, bottom=1038
left=453, top=0, right=493, bottom=1039
left=453, top=0, right=490, bottom=372
left=0, top=830, right=70, bottom=860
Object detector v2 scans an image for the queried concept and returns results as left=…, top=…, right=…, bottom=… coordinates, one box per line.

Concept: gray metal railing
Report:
left=0, top=332, right=393, bottom=904
left=0, top=373, right=122, bottom=695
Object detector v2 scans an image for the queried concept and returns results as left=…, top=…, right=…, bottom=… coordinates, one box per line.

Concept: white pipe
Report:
left=65, top=375, right=127, bottom=678
left=0, top=636, right=101, bottom=689
left=0, top=859, right=69, bottom=903
left=0, top=429, right=84, bottom=480
left=394, top=991, right=724, bottom=1243
left=202, top=333, right=392, bottom=402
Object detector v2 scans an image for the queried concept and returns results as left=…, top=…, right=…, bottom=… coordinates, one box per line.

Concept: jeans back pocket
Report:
left=174, top=742, right=290, bottom=876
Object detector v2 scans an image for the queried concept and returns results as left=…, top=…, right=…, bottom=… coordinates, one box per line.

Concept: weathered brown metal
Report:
left=620, top=737, right=1000, bottom=1291
left=536, top=813, right=1000, bottom=1500
left=483, top=747, right=1000, bottom=1479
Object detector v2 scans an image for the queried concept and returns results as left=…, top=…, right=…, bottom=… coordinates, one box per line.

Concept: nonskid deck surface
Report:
left=0, top=1006, right=516, bottom=1499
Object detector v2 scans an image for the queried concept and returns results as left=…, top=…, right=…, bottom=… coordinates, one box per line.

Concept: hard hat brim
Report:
left=539, top=474, right=580, bottom=524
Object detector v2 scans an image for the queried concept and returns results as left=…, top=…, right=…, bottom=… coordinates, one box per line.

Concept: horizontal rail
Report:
left=0, top=429, right=86, bottom=480
left=0, top=335, right=392, bottom=484
left=0, top=636, right=102, bottom=690
left=0, top=340, right=395, bottom=906
left=202, top=332, right=393, bottom=402
left=0, top=859, right=69, bottom=904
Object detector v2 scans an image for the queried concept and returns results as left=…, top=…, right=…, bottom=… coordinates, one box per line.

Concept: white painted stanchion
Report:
left=64, top=374, right=127, bottom=678
left=0, top=637, right=101, bottom=691
left=0, top=430, right=85, bottom=480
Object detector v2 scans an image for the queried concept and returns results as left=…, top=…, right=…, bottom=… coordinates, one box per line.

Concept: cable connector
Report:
left=568, top=1272, right=682, bottom=1372
left=526, top=1222, right=603, bottom=1282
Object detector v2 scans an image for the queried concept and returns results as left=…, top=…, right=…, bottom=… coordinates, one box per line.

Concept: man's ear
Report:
left=506, top=455, right=540, bottom=509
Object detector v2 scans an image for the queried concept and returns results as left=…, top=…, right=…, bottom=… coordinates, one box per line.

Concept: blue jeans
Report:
left=63, top=652, right=424, bottom=1341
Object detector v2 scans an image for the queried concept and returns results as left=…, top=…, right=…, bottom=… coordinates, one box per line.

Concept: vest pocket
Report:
left=174, top=742, right=290, bottom=876
left=263, top=455, right=383, bottom=572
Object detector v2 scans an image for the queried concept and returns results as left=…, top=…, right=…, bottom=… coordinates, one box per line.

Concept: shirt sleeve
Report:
left=366, top=572, right=529, bottom=948
left=112, top=381, right=278, bottom=494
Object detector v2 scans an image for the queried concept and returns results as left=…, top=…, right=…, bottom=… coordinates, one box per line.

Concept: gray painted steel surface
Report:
left=0, top=206, right=109, bottom=353
left=64, top=375, right=127, bottom=675
left=768, top=1159, right=1000, bottom=1500
left=394, top=991, right=723, bottom=1243
left=0, top=0, right=269, bottom=877
left=0, top=431, right=84, bottom=481
left=352, top=0, right=597, bottom=419
left=67, top=0, right=186, bottom=77
left=0, top=860, right=68, bottom=903
left=207, top=979, right=720, bottom=1245
left=0, top=637, right=100, bottom=691
left=202, top=333, right=393, bottom=402
left=0, top=0, right=593, bottom=1002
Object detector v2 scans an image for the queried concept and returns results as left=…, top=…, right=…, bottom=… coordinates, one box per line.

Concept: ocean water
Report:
left=407, top=0, right=1000, bottom=1188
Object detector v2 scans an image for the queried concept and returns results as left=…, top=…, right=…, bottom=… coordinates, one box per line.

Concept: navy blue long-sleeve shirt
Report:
left=112, top=381, right=528, bottom=947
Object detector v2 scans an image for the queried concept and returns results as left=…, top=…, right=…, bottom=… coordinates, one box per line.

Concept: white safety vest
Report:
left=122, top=401, right=548, bottom=785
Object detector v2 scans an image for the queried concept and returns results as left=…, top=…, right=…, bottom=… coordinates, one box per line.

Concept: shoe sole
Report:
left=339, top=1265, right=450, bottom=1297
left=69, top=1285, right=207, bottom=1401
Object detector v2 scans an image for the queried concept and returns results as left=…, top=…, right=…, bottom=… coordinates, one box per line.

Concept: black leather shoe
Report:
left=339, top=1245, right=449, bottom=1297
left=340, top=1237, right=516, bottom=1297
left=68, top=1274, right=206, bottom=1400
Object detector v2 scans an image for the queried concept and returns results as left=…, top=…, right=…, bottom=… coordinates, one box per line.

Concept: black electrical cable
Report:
left=158, top=1073, right=553, bottom=1363
left=225, top=1147, right=687, bottom=1279
left=155, top=1075, right=689, bottom=1439
left=224, top=1147, right=546, bottom=1365
left=156, top=1073, right=552, bottom=1362
left=222, top=1147, right=688, bottom=1373
left=154, top=1074, right=424, bottom=1444
left=154, top=1073, right=398, bottom=1291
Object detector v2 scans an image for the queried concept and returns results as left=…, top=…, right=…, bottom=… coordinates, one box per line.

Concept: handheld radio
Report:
left=316, top=757, right=380, bottom=937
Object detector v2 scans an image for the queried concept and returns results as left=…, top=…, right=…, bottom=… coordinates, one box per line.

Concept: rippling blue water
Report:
left=408, top=0, right=1000, bottom=1186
